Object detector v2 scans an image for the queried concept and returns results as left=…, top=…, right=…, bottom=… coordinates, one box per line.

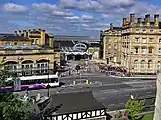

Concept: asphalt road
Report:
left=19, top=61, right=157, bottom=111
left=23, top=73, right=156, bottom=111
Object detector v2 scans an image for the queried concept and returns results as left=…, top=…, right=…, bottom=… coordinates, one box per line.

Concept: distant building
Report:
left=154, top=72, right=161, bottom=120
left=0, top=29, right=60, bottom=76
left=102, top=23, right=122, bottom=64
left=54, top=35, right=100, bottom=62
left=38, top=91, right=111, bottom=120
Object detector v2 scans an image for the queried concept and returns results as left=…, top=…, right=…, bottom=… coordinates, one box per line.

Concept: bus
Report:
left=0, top=74, right=60, bottom=93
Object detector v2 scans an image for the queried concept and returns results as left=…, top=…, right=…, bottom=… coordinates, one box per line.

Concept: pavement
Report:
left=17, top=60, right=157, bottom=111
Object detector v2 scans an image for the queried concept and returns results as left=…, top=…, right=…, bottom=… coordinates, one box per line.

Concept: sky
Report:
left=0, top=0, right=161, bottom=38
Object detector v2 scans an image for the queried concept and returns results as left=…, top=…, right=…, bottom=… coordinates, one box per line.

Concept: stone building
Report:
left=0, top=29, right=60, bottom=76
left=121, top=14, right=161, bottom=75
left=102, top=23, right=122, bottom=64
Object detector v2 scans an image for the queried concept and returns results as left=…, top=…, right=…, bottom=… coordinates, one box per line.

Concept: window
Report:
left=134, top=60, right=138, bottom=69
left=159, top=39, right=161, bottom=43
left=142, top=48, right=147, bottom=54
left=31, top=39, right=34, bottom=45
left=135, top=47, right=139, bottom=53
left=14, top=42, right=17, bottom=45
left=158, top=61, right=160, bottom=70
left=150, top=29, right=153, bottom=33
left=159, top=48, right=161, bottom=54
left=136, top=29, right=139, bottom=33
left=35, top=39, right=39, bottom=44
left=135, top=37, right=139, bottom=42
left=149, top=47, right=153, bottom=53
left=143, top=29, right=146, bottom=33
left=141, top=60, right=146, bottom=69
left=149, top=38, right=153, bottom=42
left=142, top=38, right=147, bottom=43
left=148, top=60, right=152, bottom=69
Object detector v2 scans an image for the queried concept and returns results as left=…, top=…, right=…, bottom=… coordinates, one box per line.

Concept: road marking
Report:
left=100, top=97, right=106, bottom=100
left=146, top=91, right=152, bottom=94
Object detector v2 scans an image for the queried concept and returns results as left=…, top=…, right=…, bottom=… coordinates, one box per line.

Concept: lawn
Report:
left=142, top=113, right=154, bottom=120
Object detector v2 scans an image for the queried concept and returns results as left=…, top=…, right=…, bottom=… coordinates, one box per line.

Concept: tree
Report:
left=0, top=69, right=32, bottom=120
left=125, top=97, right=145, bottom=120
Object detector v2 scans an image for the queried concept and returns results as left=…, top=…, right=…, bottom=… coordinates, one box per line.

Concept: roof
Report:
left=0, top=33, right=15, bottom=36
left=38, top=91, right=106, bottom=116
left=104, top=27, right=122, bottom=32
left=54, top=35, right=96, bottom=41
left=0, top=35, right=29, bottom=41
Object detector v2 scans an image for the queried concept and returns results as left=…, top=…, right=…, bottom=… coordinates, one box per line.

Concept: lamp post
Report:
left=47, top=58, right=50, bottom=97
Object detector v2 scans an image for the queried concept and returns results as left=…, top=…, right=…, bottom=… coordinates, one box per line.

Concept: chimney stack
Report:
left=23, top=30, right=27, bottom=37
left=145, top=14, right=150, bottom=26
left=110, top=23, right=113, bottom=30
left=123, top=18, right=127, bottom=27
left=137, top=18, right=142, bottom=25
left=18, top=30, right=21, bottom=36
left=130, top=13, right=135, bottom=24
left=40, top=29, right=45, bottom=46
left=154, top=14, right=159, bottom=27
left=15, top=31, right=17, bottom=35
left=28, top=29, right=31, bottom=37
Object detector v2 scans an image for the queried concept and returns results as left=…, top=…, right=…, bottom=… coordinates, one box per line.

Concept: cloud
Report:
left=32, top=3, right=74, bottom=16
left=65, top=16, right=80, bottom=20
left=81, top=14, right=93, bottom=20
left=60, top=0, right=136, bottom=13
left=2, top=3, right=28, bottom=13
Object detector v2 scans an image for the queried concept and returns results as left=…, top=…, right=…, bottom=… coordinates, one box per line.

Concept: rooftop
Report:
left=38, top=91, right=106, bottom=116
left=0, top=35, right=29, bottom=41
left=54, top=35, right=97, bottom=41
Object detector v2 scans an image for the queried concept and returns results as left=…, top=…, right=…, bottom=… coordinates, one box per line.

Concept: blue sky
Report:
left=0, top=0, right=161, bottom=38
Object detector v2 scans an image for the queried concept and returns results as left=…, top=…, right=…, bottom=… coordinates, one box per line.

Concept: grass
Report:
left=142, top=113, right=154, bottom=120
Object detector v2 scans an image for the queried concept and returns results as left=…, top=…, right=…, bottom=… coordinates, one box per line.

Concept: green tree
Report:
left=125, top=97, right=145, bottom=120
left=0, top=69, right=32, bottom=120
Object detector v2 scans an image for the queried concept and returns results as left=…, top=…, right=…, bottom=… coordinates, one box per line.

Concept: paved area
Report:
left=17, top=60, right=157, bottom=111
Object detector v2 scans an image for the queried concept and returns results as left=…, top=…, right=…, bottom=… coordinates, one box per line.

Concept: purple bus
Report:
left=0, top=74, right=59, bottom=93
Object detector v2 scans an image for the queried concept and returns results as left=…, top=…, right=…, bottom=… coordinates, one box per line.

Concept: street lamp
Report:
left=47, top=58, right=50, bottom=97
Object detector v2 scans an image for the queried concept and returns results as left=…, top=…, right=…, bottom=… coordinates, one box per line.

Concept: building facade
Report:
left=0, top=29, right=60, bottom=76
left=121, top=14, right=161, bottom=75
left=154, top=72, right=161, bottom=120
left=102, top=24, right=122, bottom=64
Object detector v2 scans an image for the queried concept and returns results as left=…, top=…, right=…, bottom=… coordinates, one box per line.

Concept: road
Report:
left=22, top=74, right=156, bottom=111
left=19, top=61, right=157, bottom=111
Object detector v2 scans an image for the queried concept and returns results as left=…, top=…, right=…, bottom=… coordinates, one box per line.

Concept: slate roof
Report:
left=38, top=91, right=106, bottom=115
left=0, top=35, right=29, bottom=41
left=54, top=35, right=96, bottom=41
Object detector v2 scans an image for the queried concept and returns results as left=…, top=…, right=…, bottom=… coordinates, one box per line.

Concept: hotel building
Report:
left=0, top=29, right=60, bottom=76
left=121, top=14, right=161, bottom=75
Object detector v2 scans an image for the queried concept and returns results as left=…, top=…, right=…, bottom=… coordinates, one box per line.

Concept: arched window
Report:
left=134, top=60, right=138, bottom=69
left=148, top=60, right=152, bottom=69
left=157, top=61, right=160, bottom=70
left=141, top=60, right=146, bottom=69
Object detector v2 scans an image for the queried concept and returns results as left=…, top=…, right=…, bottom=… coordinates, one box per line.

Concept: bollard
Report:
left=73, top=81, right=76, bottom=85
left=86, top=80, right=89, bottom=85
